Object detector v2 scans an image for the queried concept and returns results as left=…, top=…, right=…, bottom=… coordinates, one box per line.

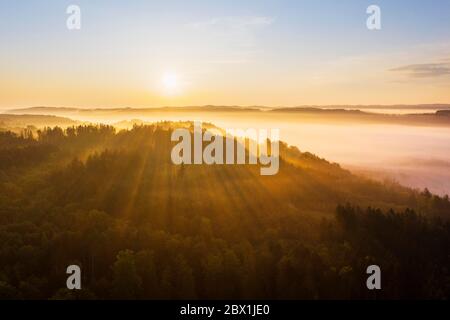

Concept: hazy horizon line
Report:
left=3, top=103, right=450, bottom=112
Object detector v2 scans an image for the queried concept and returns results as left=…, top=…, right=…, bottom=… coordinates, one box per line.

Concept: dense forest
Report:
left=0, top=123, right=449, bottom=299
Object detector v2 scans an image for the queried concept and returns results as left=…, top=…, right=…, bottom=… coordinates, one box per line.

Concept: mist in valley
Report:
left=4, top=106, right=450, bottom=196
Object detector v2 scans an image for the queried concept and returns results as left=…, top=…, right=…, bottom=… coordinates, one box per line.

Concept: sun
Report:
left=161, top=72, right=179, bottom=95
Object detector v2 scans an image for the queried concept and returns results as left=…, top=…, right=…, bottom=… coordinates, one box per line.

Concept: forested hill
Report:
left=0, top=123, right=449, bottom=299
left=0, top=114, right=80, bottom=133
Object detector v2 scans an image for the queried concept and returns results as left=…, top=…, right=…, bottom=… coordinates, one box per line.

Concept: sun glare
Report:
left=161, top=72, right=179, bottom=95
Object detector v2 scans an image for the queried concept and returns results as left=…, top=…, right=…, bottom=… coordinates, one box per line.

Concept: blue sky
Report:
left=1, top=0, right=450, bottom=107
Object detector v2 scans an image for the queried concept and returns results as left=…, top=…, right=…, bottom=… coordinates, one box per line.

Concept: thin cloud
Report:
left=185, top=15, right=274, bottom=62
left=390, top=61, right=450, bottom=78
left=189, top=16, right=274, bottom=30
left=240, top=16, right=274, bottom=27
left=204, top=59, right=250, bottom=65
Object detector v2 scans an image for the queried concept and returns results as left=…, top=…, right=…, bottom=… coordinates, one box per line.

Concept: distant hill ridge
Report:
left=6, top=104, right=450, bottom=114
left=5, top=105, right=450, bottom=128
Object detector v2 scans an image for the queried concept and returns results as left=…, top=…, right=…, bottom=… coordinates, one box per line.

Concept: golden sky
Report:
left=1, top=1, right=450, bottom=108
